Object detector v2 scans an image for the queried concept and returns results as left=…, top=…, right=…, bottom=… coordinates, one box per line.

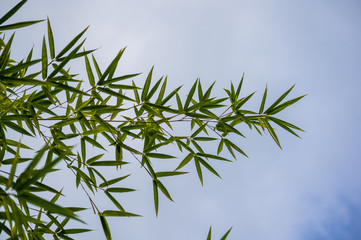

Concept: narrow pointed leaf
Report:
left=264, top=85, right=295, bottom=114
left=220, top=227, right=233, bottom=240
left=56, top=27, right=88, bottom=59
left=259, top=85, right=267, bottom=113
left=141, top=66, right=153, bottom=101
left=47, top=18, right=55, bottom=59
left=99, top=214, right=111, bottom=240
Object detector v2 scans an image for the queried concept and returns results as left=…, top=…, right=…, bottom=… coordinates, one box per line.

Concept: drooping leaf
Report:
left=99, top=214, right=111, bottom=240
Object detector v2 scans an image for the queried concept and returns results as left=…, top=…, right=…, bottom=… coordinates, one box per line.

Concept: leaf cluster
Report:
left=0, top=1, right=305, bottom=239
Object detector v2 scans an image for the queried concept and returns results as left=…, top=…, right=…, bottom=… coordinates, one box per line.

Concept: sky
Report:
left=2, top=0, right=361, bottom=239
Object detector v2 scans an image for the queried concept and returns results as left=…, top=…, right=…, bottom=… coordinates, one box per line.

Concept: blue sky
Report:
left=2, top=0, right=361, bottom=239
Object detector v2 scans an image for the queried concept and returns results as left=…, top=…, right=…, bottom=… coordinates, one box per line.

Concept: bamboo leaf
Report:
left=0, top=20, right=43, bottom=31
left=56, top=26, right=88, bottom=59
left=262, top=119, right=282, bottom=149
left=259, top=85, right=267, bottom=114
left=197, top=153, right=231, bottom=162
left=47, top=18, right=55, bottom=59
left=194, top=157, right=203, bottom=185
left=175, top=153, right=193, bottom=171
left=220, top=227, right=233, bottom=240
left=99, top=175, right=130, bottom=188
left=146, top=152, right=176, bottom=159
left=155, top=179, right=173, bottom=201
left=106, top=187, right=135, bottom=193
left=103, top=210, right=141, bottom=217
left=104, top=191, right=125, bottom=212
left=98, top=48, right=125, bottom=85
left=197, top=156, right=221, bottom=178
left=153, top=180, right=159, bottom=216
left=0, top=59, right=41, bottom=75
left=141, top=66, right=153, bottom=101
left=267, top=95, right=306, bottom=115
left=48, top=39, right=85, bottom=79
left=3, top=121, right=33, bottom=136
left=264, top=85, right=295, bottom=114
left=104, top=73, right=141, bottom=85
left=184, top=79, right=198, bottom=109
left=0, top=0, right=27, bottom=25
left=84, top=54, right=95, bottom=87
left=20, top=192, right=77, bottom=219
left=156, top=76, right=167, bottom=104
left=156, top=171, right=188, bottom=178
left=206, top=226, right=212, bottom=240
left=90, top=161, right=128, bottom=167
left=99, top=214, right=111, bottom=240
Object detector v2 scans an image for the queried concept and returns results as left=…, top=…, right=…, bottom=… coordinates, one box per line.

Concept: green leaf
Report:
left=146, top=77, right=163, bottom=101
left=0, top=0, right=27, bottom=25
left=60, top=228, right=92, bottom=234
left=197, top=156, right=221, bottom=178
left=47, top=18, right=55, bottom=59
left=84, top=54, right=95, bottom=87
left=141, top=66, right=153, bottom=101
left=0, top=20, right=43, bottom=31
left=220, top=227, right=233, bottom=240
left=48, top=39, right=85, bottom=79
left=104, top=191, right=125, bottom=212
left=99, top=214, right=111, bottom=240
left=81, top=137, right=86, bottom=163
left=156, top=76, right=167, bottom=104
left=104, top=73, right=141, bottom=85
left=7, top=140, right=20, bottom=188
left=259, top=85, right=267, bottom=114
left=156, top=171, right=188, bottom=178
left=90, top=161, right=128, bottom=167
left=262, top=119, right=282, bottom=149
left=56, top=26, right=89, bottom=59
left=223, top=139, right=248, bottom=158
left=146, top=152, right=176, bottom=159
left=206, top=226, right=212, bottom=240
left=105, top=187, right=135, bottom=193
left=99, top=175, right=130, bottom=188
left=267, top=95, right=306, bottom=115
left=268, top=116, right=302, bottom=138
left=175, top=153, right=193, bottom=171
left=194, top=157, right=203, bottom=185
left=86, top=154, right=104, bottom=165
left=97, top=87, right=134, bottom=102
left=20, top=192, right=77, bottom=219
left=161, top=86, right=182, bottom=105
left=98, top=48, right=125, bottom=85
left=3, top=121, right=33, bottom=136
left=153, top=180, right=159, bottom=216
left=264, top=85, right=295, bottom=114
left=103, top=210, right=141, bottom=217
left=0, top=59, right=41, bottom=75
left=155, top=179, right=173, bottom=201
left=235, top=73, right=244, bottom=99
left=83, top=136, right=106, bottom=150
left=197, top=153, right=231, bottom=162
left=184, top=79, right=198, bottom=109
